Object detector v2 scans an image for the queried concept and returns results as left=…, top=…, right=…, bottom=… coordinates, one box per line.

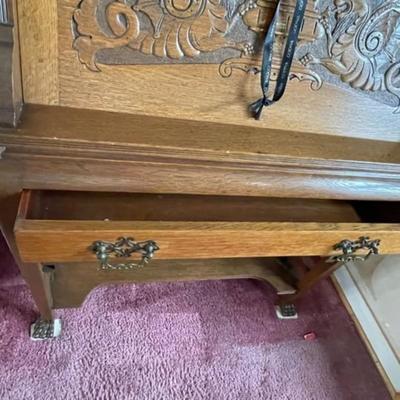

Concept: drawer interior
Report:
left=21, top=190, right=399, bottom=224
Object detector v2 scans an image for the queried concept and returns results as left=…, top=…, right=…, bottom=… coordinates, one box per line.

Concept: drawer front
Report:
left=14, top=189, right=400, bottom=264
left=14, top=219, right=400, bottom=263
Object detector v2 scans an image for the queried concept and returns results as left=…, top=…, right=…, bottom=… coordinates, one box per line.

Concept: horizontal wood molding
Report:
left=1, top=105, right=400, bottom=200
left=3, top=131, right=400, bottom=174
left=9, top=105, right=400, bottom=164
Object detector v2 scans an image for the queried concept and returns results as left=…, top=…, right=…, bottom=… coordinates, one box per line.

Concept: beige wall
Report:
left=347, top=256, right=400, bottom=362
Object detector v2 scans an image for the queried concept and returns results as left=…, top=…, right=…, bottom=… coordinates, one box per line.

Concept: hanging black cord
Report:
left=250, top=0, right=308, bottom=120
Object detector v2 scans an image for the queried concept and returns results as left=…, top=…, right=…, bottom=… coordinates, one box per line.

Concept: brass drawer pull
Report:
left=91, top=237, right=159, bottom=271
left=328, top=236, right=380, bottom=265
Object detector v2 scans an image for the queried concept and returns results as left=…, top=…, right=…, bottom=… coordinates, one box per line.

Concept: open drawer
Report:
left=14, top=190, right=400, bottom=264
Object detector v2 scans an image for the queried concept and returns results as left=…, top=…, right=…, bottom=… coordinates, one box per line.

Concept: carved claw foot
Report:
left=275, top=304, right=298, bottom=319
left=30, top=318, right=62, bottom=341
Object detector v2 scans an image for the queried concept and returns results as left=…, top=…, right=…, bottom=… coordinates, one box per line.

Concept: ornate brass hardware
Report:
left=328, top=236, right=381, bottom=265
left=91, top=237, right=159, bottom=271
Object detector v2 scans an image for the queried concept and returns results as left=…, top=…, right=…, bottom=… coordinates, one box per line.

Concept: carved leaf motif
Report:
left=304, top=0, right=400, bottom=110
left=74, top=0, right=100, bottom=38
left=71, top=0, right=400, bottom=112
left=73, top=0, right=102, bottom=70
left=73, top=0, right=255, bottom=68
left=73, top=0, right=140, bottom=71
left=130, top=0, right=245, bottom=59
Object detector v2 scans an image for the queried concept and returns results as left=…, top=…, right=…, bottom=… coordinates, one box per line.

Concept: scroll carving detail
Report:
left=72, top=0, right=400, bottom=111
left=302, top=0, right=400, bottom=112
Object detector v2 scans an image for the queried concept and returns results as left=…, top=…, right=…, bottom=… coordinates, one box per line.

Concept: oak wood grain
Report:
left=17, top=105, right=400, bottom=163
left=278, top=257, right=342, bottom=305
left=2, top=108, right=400, bottom=201
left=1, top=98, right=400, bottom=323
left=20, top=188, right=400, bottom=264
left=26, top=190, right=360, bottom=223
left=51, top=258, right=296, bottom=308
left=15, top=219, right=400, bottom=262
left=52, top=1, right=400, bottom=141
left=13, top=1, right=400, bottom=141
left=17, top=0, right=58, bottom=104
left=11, top=105, right=400, bottom=164
left=21, top=263, right=53, bottom=320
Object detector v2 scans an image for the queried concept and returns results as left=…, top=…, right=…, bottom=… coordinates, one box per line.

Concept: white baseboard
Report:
left=334, top=266, right=400, bottom=397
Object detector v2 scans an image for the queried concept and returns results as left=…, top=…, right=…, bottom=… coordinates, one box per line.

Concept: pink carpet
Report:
left=0, top=234, right=390, bottom=400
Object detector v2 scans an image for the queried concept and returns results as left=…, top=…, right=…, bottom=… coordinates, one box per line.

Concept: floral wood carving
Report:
left=300, top=0, right=400, bottom=112
left=72, top=0, right=320, bottom=87
left=72, top=0, right=400, bottom=111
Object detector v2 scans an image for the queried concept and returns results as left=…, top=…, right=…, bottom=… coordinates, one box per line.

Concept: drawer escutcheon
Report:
left=90, top=237, right=159, bottom=271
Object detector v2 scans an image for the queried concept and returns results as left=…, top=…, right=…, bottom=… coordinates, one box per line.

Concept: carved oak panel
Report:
left=73, top=0, right=400, bottom=112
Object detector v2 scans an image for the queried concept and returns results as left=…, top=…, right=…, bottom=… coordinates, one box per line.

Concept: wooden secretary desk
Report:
left=0, top=0, right=400, bottom=340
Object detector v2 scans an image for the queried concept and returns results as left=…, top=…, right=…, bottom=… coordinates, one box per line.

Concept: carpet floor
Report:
left=0, top=234, right=390, bottom=400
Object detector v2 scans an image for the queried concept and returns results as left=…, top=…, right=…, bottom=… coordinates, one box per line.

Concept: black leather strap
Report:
left=250, top=0, right=308, bottom=120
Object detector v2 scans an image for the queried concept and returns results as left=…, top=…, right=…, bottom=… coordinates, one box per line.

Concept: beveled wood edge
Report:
left=15, top=188, right=30, bottom=219
left=4, top=104, right=400, bottom=163
left=1, top=105, right=400, bottom=201
left=1, top=131, right=400, bottom=175
left=15, top=219, right=400, bottom=231
left=3, top=143, right=400, bottom=199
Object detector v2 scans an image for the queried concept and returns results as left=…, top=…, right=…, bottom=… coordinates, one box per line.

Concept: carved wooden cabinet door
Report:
left=18, top=0, right=400, bottom=141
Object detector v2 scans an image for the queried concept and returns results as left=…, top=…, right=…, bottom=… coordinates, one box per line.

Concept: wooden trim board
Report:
left=1, top=105, right=400, bottom=201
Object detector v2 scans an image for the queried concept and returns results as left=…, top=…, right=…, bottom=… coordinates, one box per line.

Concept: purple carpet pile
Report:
left=0, top=234, right=390, bottom=399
